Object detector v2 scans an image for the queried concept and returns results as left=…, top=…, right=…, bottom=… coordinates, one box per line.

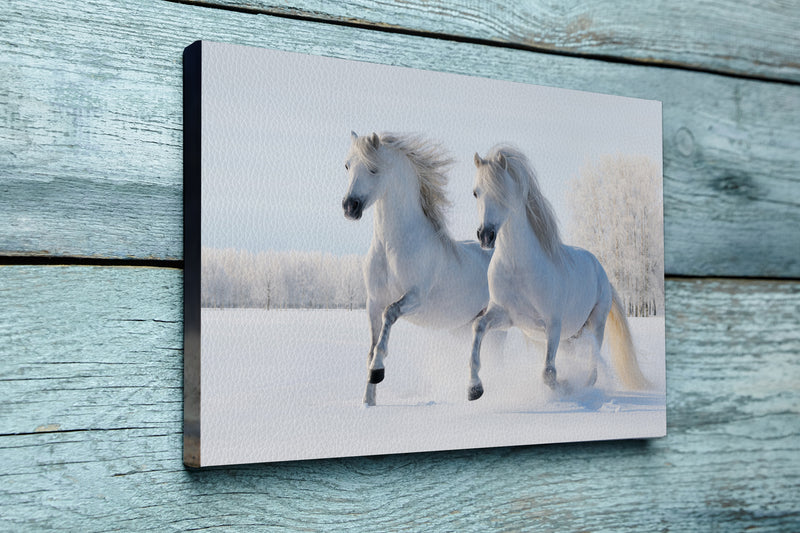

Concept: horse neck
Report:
left=372, top=160, right=428, bottom=243
left=497, top=205, right=549, bottom=261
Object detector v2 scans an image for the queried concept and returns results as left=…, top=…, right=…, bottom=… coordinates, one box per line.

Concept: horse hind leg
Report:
left=584, top=334, right=599, bottom=388
left=542, top=321, right=566, bottom=391
left=583, top=301, right=611, bottom=388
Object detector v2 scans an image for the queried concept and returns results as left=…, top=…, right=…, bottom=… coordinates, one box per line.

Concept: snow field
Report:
left=201, top=308, right=665, bottom=465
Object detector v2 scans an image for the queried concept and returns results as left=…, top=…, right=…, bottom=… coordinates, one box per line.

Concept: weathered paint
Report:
left=194, top=0, right=800, bottom=82
left=0, top=0, right=798, bottom=276
left=0, top=267, right=798, bottom=530
left=2, top=0, right=800, bottom=529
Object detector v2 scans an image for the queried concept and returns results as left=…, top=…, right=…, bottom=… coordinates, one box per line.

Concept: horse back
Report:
left=562, top=245, right=613, bottom=327
left=489, top=243, right=608, bottom=337
left=564, top=245, right=611, bottom=299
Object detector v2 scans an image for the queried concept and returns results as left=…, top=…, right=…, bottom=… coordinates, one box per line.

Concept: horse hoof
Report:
left=543, top=367, right=557, bottom=390
left=369, top=368, right=385, bottom=384
left=468, top=383, right=484, bottom=401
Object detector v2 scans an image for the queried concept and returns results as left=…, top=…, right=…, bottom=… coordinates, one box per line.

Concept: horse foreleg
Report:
left=543, top=321, right=563, bottom=390
left=369, top=290, right=420, bottom=386
left=469, top=305, right=510, bottom=401
left=363, top=300, right=383, bottom=406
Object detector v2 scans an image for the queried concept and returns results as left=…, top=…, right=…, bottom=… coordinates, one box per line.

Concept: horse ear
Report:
left=474, top=153, right=484, bottom=167
left=351, top=131, right=358, bottom=140
left=369, top=132, right=380, bottom=149
left=497, top=152, right=508, bottom=170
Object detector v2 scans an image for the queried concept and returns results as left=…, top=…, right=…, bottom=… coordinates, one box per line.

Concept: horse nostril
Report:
left=477, top=226, right=496, bottom=247
left=343, top=197, right=363, bottom=219
left=343, top=197, right=359, bottom=211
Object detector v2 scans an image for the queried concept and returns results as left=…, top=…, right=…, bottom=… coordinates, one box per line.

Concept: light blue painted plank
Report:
left=0, top=0, right=798, bottom=276
left=197, top=0, right=800, bottom=82
left=1, top=266, right=798, bottom=530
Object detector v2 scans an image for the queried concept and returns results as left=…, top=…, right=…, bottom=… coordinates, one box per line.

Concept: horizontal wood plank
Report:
left=1, top=0, right=799, bottom=276
left=1, top=266, right=798, bottom=530
left=191, top=0, right=800, bottom=82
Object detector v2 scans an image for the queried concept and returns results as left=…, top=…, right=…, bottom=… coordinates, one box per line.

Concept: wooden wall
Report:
left=2, top=1, right=798, bottom=529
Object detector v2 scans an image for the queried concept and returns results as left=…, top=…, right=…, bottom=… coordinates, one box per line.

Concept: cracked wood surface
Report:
left=2, top=0, right=800, bottom=530
left=1, top=267, right=798, bottom=530
left=187, top=0, right=800, bottom=82
left=1, top=0, right=799, bottom=276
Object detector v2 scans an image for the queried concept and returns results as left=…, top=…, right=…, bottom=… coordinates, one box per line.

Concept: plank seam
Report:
left=2, top=259, right=798, bottom=282
left=164, top=0, right=800, bottom=86
left=0, top=427, right=164, bottom=437
left=0, top=256, right=183, bottom=268
left=664, top=273, right=800, bottom=283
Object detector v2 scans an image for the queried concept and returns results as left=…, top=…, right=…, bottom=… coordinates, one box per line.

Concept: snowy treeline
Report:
left=202, top=247, right=367, bottom=310
left=567, top=154, right=665, bottom=317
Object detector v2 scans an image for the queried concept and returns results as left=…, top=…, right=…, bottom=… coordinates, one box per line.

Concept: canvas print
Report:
left=183, top=40, right=666, bottom=467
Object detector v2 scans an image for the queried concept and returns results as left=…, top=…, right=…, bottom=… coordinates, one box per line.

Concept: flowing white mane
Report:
left=353, top=133, right=456, bottom=250
left=484, top=145, right=566, bottom=264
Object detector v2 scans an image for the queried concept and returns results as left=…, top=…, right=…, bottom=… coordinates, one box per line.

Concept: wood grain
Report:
left=0, top=0, right=799, bottom=276
left=3, top=0, right=798, bottom=530
left=1, top=266, right=798, bottom=530
left=190, top=0, right=800, bottom=82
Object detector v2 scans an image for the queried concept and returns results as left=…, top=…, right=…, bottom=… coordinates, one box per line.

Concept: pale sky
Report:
left=201, top=41, right=662, bottom=255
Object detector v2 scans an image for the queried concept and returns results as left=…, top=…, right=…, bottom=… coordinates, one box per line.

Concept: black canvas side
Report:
left=182, top=40, right=202, bottom=468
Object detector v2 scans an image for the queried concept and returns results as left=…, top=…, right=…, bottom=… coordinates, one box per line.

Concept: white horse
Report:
left=468, top=145, right=649, bottom=401
left=342, top=132, right=493, bottom=406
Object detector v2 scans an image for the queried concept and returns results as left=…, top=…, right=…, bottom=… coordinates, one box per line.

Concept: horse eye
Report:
left=369, top=168, right=377, bottom=175
left=473, top=190, right=477, bottom=198
left=345, top=163, right=349, bottom=170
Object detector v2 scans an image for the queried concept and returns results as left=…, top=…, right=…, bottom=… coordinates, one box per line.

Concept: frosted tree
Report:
left=202, top=247, right=242, bottom=307
left=567, top=154, right=664, bottom=316
left=339, top=255, right=366, bottom=310
left=253, top=251, right=281, bottom=310
left=201, top=247, right=367, bottom=309
left=288, top=251, right=316, bottom=308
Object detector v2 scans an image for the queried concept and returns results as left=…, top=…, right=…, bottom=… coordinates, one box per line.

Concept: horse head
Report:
left=472, top=150, right=517, bottom=249
left=342, top=131, right=383, bottom=220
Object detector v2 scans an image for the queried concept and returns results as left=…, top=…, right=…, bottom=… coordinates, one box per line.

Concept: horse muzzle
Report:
left=342, top=196, right=364, bottom=220
left=477, top=225, right=496, bottom=249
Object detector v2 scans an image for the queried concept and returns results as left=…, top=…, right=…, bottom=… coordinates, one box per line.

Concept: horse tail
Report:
left=607, top=286, right=650, bottom=390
